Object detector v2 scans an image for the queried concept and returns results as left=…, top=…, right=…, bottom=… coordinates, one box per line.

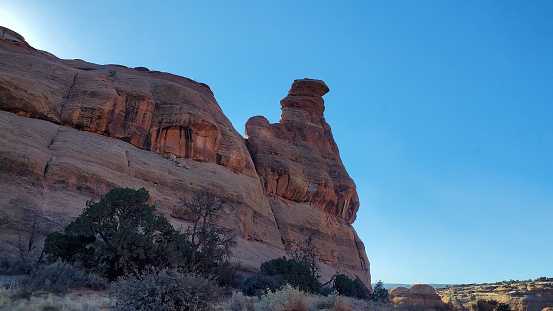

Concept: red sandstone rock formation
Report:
left=245, top=79, right=368, bottom=280
left=246, top=79, right=359, bottom=223
left=0, top=26, right=277, bottom=271
left=390, top=284, right=452, bottom=310
left=437, top=279, right=553, bottom=311
left=0, top=26, right=254, bottom=176
left=0, top=27, right=370, bottom=285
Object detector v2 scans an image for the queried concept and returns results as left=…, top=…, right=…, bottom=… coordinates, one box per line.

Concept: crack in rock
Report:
left=60, top=72, right=78, bottom=123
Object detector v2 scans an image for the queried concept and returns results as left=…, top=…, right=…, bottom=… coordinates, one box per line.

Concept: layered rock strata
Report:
left=245, top=79, right=368, bottom=278
left=0, top=27, right=370, bottom=285
left=437, top=278, right=553, bottom=311
left=0, top=27, right=254, bottom=177
left=246, top=79, right=359, bottom=223
left=390, top=284, right=452, bottom=311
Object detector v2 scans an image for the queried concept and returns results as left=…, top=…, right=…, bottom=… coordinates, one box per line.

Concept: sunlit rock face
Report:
left=0, top=26, right=276, bottom=273
left=246, top=79, right=360, bottom=223
left=0, top=27, right=370, bottom=286
left=437, top=278, right=553, bottom=311
left=245, top=79, right=369, bottom=283
left=390, top=285, right=452, bottom=310
left=0, top=26, right=255, bottom=176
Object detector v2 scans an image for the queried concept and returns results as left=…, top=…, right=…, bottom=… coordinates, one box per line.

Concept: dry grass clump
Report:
left=22, top=260, right=107, bottom=295
left=0, top=286, right=114, bottom=311
left=254, top=284, right=315, bottom=311
left=215, top=291, right=258, bottom=311
left=0, top=260, right=112, bottom=311
left=248, top=285, right=389, bottom=311
left=2, top=276, right=396, bottom=311
left=315, top=292, right=352, bottom=310
left=315, top=292, right=398, bottom=311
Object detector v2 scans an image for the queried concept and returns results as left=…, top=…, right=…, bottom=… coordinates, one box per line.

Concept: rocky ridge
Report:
left=0, top=27, right=370, bottom=285
left=436, top=278, right=553, bottom=311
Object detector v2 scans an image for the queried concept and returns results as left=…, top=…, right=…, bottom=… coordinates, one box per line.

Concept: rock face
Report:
left=0, top=25, right=279, bottom=272
left=245, top=79, right=368, bottom=276
left=246, top=79, right=359, bottom=223
left=0, top=27, right=369, bottom=285
left=0, top=27, right=254, bottom=177
left=390, top=284, right=452, bottom=310
left=437, top=278, right=553, bottom=311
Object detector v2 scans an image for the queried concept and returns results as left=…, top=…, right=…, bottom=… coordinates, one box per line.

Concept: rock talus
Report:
left=0, top=27, right=369, bottom=285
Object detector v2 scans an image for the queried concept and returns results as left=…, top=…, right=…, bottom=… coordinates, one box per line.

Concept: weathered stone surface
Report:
left=437, top=279, right=553, bottom=311
left=0, top=28, right=369, bottom=285
left=244, top=79, right=369, bottom=286
left=267, top=196, right=369, bottom=282
left=390, top=284, right=452, bottom=310
left=0, top=26, right=27, bottom=44
left=0, top=28, right=254, bottom=176
left=0, top=109, right=282, bottom=272
left=245, top=79, right=359, bottom=223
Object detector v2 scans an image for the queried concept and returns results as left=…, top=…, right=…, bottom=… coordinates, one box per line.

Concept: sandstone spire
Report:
left=246, top=78, right=360, bottom=223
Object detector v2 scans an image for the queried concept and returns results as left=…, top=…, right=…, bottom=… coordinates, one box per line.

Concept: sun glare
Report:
left=0, top=9, right=42, bottom=48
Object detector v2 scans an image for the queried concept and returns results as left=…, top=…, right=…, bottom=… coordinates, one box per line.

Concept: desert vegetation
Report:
left=475, top=299, right=511, bottom=311
left=0, top=187, right=389, bottom=310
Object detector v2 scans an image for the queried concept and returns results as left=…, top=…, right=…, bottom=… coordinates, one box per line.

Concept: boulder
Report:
left=390, top=284, right=451, bottom=310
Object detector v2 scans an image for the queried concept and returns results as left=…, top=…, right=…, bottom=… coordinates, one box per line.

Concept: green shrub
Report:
left=334, top=274, right=370, bottom=300
left=371, top=280, right=389, bottom=302
left=113, top=268, right=222, bottom=311
left=477, top=299, right=495, bottom=311
left=43, top=232, right=94, bottom=264
left=496, top=303, right=511, bottom=311
left=44, top=188, right=237, bottom=284
left=476, top=299, right=511, bottom=311
left=213, top=260, right=241, bottom=288
left=241, top=275, right=286, bottom=297
left=260, top=257, right=321, bottom=293
left=44, top=188, right=186, bottom=281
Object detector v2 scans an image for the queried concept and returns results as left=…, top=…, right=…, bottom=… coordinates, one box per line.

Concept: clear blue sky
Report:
left=2, top=1, right=552, bottom=284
